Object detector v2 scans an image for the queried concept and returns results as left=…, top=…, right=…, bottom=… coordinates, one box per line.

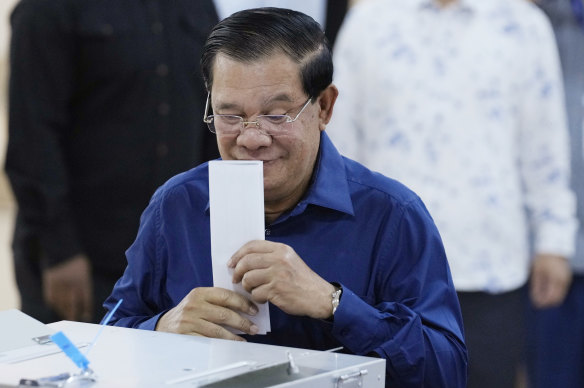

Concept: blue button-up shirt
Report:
left=104, top=132, right=467, bottom=387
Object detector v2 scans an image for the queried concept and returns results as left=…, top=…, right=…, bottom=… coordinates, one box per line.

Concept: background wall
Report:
left=0, top=0, right=19, bottom=311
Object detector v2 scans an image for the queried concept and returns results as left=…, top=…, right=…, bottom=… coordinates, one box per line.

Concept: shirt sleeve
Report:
left=6, top=0, right=83, bottom=267
left=331, top=198, right=468, bottom=388
left=103, top=188, right=167, bottom=329
left=517, top=8, right=578, bottom=258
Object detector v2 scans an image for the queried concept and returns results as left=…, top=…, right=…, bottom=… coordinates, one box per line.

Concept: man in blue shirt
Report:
left=104, top=8, right=467, bottom=387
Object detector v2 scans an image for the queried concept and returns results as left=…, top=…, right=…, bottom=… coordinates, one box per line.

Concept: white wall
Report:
left=0, top=0, right=20, bottom=311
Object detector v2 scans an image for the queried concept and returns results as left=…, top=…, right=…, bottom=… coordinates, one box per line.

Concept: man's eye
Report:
left=217, top=115, right=242, bottom=125
left=261, top=115, right=288, bottom=124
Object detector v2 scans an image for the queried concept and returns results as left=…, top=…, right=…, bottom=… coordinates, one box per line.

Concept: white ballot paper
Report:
left=209, top=160, right=271, bottom=334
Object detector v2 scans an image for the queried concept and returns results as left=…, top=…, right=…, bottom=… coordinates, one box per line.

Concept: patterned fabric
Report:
left=329, top=0, right=577, bottom=292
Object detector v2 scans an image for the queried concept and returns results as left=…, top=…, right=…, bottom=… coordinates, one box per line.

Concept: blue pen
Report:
left=50, top=331, right=91, bottom=371
left=86, top=298, right=123, bottom=357
left=49, top=299, right=123, bottom=370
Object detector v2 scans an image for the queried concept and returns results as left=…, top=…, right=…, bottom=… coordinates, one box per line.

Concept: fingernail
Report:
left=226, top=258, right=233, bottom=268
left=250, top=325, right=259, bottom=335
left=249, top=305, right=258, bottom=315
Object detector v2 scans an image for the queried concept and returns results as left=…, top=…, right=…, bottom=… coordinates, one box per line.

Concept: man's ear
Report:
left=317, top=84, right=339, bottom=131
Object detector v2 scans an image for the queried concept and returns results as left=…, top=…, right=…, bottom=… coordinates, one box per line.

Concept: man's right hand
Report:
left=155, top=287, right=259, bottom=341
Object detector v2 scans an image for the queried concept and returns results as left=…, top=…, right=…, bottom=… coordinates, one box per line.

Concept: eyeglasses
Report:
left=203, top=92, right=312, bottom=136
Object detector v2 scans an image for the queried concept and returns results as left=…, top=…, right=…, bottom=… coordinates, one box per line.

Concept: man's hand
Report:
left=42, top=254, right=93, bottom=322
left=155, top=287, right=259, bottom=341
left=229, top=240, right=337, bottom=319
left=530, top=253, right=572, bottom=309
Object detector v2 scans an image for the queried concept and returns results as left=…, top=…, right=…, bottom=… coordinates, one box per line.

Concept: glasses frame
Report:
left=203, top=92, right=312, bottom=135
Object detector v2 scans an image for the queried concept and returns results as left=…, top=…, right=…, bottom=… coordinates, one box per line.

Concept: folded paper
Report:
left=209, top=160, right=270, bottom=334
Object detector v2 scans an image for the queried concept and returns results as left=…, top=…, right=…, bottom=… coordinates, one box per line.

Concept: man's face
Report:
left=210, top=53, right=323, bottom=212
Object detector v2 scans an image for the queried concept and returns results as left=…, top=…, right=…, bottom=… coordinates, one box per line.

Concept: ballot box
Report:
left=0, top=314, right=385, bottom=387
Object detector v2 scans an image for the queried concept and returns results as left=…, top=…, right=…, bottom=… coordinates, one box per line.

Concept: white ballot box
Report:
left=0, top=319, right=385, bottom=387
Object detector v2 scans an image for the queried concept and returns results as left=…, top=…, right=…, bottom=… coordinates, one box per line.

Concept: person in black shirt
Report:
left=6, top=0, right=220, bottom=323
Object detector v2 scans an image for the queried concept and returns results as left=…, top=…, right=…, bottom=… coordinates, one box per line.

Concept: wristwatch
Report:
left=331, top=284, right=342, bottom=315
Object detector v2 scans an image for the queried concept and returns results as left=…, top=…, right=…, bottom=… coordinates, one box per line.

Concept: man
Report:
left=328, top=1, right=577, bottom=387
left=6, top=0, right=347, bottom=325
left=528, top=1, right=584, bottom=387
left=104, top=8, right=467, bottom=387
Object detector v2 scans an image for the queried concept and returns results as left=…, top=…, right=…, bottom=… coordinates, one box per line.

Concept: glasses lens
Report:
left=210, top=116, right=243, bottom=135
left=257, top=116, right=293, bottom=135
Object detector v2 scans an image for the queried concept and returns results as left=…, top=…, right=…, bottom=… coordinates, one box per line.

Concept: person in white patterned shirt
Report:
left=328, top=0, right=577, bottom=387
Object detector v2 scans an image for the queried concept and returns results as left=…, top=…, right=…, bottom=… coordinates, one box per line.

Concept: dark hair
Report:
left=201, top=7, right=333, bottom=99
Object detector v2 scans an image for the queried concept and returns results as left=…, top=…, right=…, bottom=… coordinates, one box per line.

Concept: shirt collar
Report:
left=414, top=0, right=479, bottom=13
left=301, top=131, right=354, bottom=216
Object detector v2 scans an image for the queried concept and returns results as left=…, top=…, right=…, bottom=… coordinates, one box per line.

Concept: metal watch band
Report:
left=331, top=286, right=342, bottom=315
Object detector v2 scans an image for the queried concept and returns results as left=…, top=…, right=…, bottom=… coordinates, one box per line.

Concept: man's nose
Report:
left=236, top=124, right=272, bottom=150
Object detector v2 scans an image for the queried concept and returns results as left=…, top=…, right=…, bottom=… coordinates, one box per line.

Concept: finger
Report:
left=197, top=302, right=259, bottom=336
left=533, top=275, right=558, bottom=308
left=189, top=318, right=247, bottom=342
left=63, top=287, right=78, bottom=321
left=206, top=288, right=259, bottom=316
left=249, top=283, right=271, bottom=304
left=228, top=240, right=276, bottom=268
left=232, top=253, right=270, bottom=284
left=529, top=272, right=547, bottom=308
left=51, top=284, right=67, bottom=319
left=545, top=279, right=568, bottom=307
left=240, top=268, right=270, bottom=294
left=208, top=306, right=260, bottom=336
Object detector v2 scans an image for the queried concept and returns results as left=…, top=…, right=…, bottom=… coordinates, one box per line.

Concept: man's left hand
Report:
left=229, top=240, right=336, bottom=319
left=529, top=253, right=572, bottom=309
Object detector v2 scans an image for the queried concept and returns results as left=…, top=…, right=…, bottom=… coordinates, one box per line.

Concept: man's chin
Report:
left=262, top=179, right=282, bottom=199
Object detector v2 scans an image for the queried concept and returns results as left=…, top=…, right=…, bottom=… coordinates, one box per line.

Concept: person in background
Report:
left=103, top=8, right=467, bottom=387
left=6, top=0, right=221, bottom=324
left=527, top=1, right=584, bottom=387
left=328, top=1, right=577, bottom=387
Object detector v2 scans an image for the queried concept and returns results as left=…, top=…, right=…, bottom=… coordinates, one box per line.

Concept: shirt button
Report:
left=101, top=24, right=114, bottom=36
left=152, top=22, right=164, bottom=34
left=156, top=64, right=169, bottom=77
left=265, top=229, right=271, bottom=236
left=156, top=143, right=168, bottom=158
left=158, top=103, right=170, bottom=116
